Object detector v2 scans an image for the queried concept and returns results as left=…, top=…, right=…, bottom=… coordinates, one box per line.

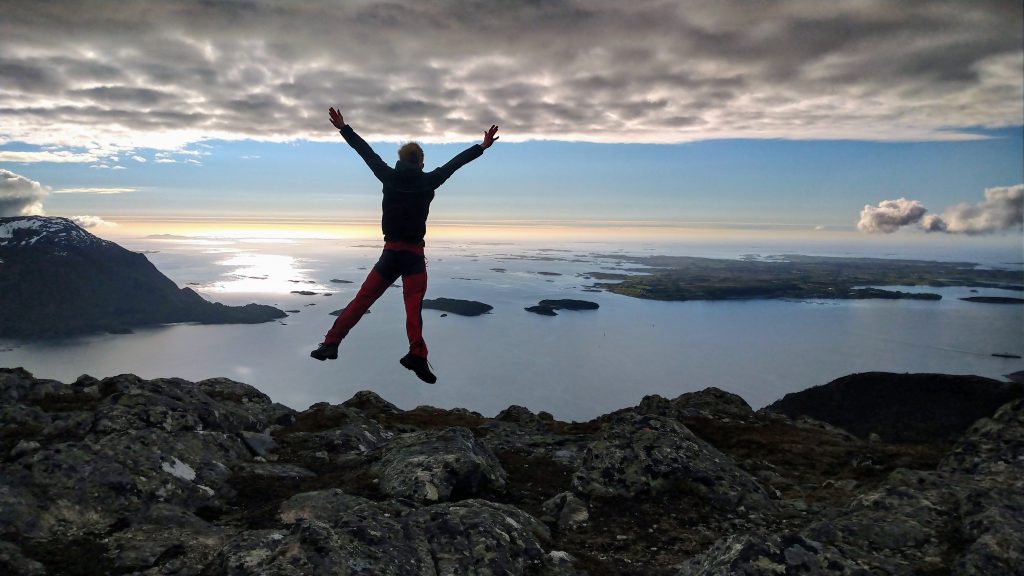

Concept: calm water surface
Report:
left=3, top=237, right=1021, bottom=421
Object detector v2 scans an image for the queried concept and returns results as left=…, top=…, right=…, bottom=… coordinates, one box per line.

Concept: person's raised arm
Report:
left=480, top=125, right=499, bottom=150
left=329, top=106, right=391, bottom=182
left=428, top=125, right=499, bottom=188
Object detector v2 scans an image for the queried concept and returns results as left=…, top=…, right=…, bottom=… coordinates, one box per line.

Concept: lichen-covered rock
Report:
left=571, top=413, right=770, bottom=510
left=541, top=491, right=589, bottom=530
left=940, top=398, right=1024, bottom=476
left=198, top=376, right=297, bottom=427
left=0, top=541, right=45, bottom=576
left=341, top=389, right=402, bottom=415
left=281, top=404, right=393, bottom=457
left=373, top=426, right=508, bottom=504
left=637, top=387, right=756, bottom=422
left=217, top=490, right=574, bottom=575
left=90, top=374, right=277, bottom=435
left=678, top=532, right=870, bottom=575
left=3, top=427, right=247, bottom=540
left=233, top=462, right=317, bottom=480
left=104, top=503, right=229, bottom=574
left=795, top=399, right=1024, bottom=575
left=943, top=399, right=1024, bottom=575
left=800, top=469, right=956, bottom=574
left=496, top=405, right=547, bottom=429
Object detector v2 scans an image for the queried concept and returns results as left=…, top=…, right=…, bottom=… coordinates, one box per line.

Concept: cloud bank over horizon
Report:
left=0, top=169, right=120, bottom=228
left=0, top=0, right=1021, bottom=162
left=858, top=185, right=1024, bottom=235
left=0, top=169, right=49, bottom=216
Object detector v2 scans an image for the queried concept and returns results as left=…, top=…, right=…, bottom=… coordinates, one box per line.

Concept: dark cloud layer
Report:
left=0, top=0, right=1021, bottom=157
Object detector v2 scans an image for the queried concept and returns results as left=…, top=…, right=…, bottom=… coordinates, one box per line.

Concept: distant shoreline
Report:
left=585, top=253, right=1023, bottom=302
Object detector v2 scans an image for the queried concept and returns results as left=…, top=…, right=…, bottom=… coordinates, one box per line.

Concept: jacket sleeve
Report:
left=427, top=144, right=484, bottom=189
left=339, top=125, right=392, bottom=182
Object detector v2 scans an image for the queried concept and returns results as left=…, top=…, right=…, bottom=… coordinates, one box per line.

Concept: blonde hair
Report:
left=398, top=142, right=424, bottom=165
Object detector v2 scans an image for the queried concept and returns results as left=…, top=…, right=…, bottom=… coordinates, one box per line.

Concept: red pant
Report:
left=324, top=242, right=428, bottom=357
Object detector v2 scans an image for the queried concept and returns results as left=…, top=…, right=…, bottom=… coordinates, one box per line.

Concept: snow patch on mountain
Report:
left=0, top=216, right=114, bottom=249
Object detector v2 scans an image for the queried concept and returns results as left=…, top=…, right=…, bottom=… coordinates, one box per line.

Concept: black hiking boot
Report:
left=400, top=354, right=437, bottom=384
left=310, top=342, right=339, bottom=361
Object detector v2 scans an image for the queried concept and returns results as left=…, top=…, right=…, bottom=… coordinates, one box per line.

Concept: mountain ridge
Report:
left=0, top=216, right=285, bottom=339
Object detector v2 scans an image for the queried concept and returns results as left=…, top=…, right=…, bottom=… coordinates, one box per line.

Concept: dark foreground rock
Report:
left=764, top=372, right=1024, bottom=443
left=1, top=368, right=1021, bottom=575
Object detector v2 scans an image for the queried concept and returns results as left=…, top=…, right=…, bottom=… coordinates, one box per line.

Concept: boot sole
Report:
left=400, top=356, right=437, bottom=384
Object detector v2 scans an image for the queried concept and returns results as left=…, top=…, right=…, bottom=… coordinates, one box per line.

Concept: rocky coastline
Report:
left=1, top=368, right=1021, bottom=575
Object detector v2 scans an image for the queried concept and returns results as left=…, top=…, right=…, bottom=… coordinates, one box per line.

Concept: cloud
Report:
left=0, top=169, right=49, bottom=216
left=70, top=215, right=117, bottom=228
left=0, top=150, right=102, bottom=163
left=0, top=0, right=1020, bottom=158
left=53, top=187, right=136, bottom=194
left=131, top=155, right=146, bottom=162
left=857, top=198, right=928, bottom=234
left=858, top=185, right=1024, bottom=235
left=926, top=185, right=1024, bottom=235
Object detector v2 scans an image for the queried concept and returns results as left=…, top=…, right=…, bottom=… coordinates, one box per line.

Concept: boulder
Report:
left=636, top=386, right=755, bottom=422
left=541, top=491, right=589, bottom=531
left=342, top=389, right=402, bottom=415
left=104, top=504, right=229, bottom=574
left=373, top=426, right=508, bottom=504
left=679, top=532, right=869, bottom=575
left=794, top=401, right=1024, bottom=574
left=942, top=399, right=1024, bottom=575
left=213, top=489, right=573, bottom=575
left=0, top=541, right=45, bottom=576
left=571, top=413, right=770, bottom=511
left=283, top=404, right=393, bottom=456
left=496, top=404, right=547, bottom=429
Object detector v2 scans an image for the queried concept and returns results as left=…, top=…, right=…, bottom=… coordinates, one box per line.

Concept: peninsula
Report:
left=588, top=254, right=1023, bottom=302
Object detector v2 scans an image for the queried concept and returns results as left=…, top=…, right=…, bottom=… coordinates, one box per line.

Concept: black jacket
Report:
left=340, top=125, right=483, bottom=244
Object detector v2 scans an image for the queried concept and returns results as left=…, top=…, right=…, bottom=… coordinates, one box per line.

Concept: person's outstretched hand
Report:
left=481, top=125, right=499, bottom=149
left=329, top=107, right=345, bottom=130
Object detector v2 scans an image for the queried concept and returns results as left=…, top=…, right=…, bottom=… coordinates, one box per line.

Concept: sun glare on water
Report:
left=205, top=251, right=328, bottom=295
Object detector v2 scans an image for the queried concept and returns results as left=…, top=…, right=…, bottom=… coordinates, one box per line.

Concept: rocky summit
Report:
left=1, top=368, right=1021, bottom=575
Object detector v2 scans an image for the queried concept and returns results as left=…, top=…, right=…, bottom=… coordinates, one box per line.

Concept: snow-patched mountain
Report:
left=0, top=216, right=285, bottom=339
left=0, top=216, right=115, bottom=250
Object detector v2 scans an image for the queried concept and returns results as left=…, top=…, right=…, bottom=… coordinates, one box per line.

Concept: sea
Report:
left=2, top=233, right=1022, bottom=422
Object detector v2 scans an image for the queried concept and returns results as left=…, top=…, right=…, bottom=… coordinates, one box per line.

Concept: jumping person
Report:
left=310, top=107, right=499, bottom=383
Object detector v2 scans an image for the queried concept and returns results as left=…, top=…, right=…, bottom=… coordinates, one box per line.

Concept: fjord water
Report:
left=2, top=235, right=1021, bottom=422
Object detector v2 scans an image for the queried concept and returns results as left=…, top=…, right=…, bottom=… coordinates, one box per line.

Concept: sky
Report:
left=1, top=0, right=1022, bottom=243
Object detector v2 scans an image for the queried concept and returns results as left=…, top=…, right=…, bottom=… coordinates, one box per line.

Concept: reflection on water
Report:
left=206, top=251, right=329, bottom=294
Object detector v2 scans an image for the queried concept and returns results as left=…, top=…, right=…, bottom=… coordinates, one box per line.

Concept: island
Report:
left=525, top=299, right=600, bottom=316
left=421, top=297, right=493, bottom=316
left=960, top=296, right=1024, bottom=304
left=587, top=254, right=1023, bottom=301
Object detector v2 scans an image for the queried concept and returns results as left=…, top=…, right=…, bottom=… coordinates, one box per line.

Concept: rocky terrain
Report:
left=0, top=217, right=286, bottom=339
left=1, top=368, right=1021, bottom=575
